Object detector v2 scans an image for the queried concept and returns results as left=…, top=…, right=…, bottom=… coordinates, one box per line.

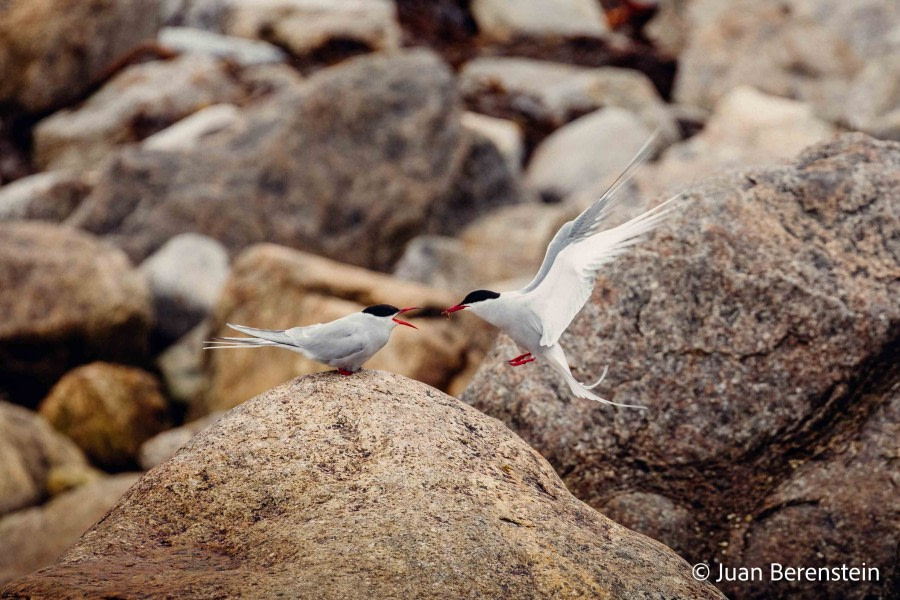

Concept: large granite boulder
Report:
left=0, top=223, right=152, bottom=403
left=0, top=0, right=161, bottom=113
left=0, top=474, right=139, bottom=587
left=203, top=244, right=493, bottom=414
left=461, top=134, right=899, bottom=599
left=66, top=50, right=466, bottom=270
left=2, top=372, right=723, bottom=599
left=38, top=363, right=170, bottom=471
left=0, top=402, right=98, bottom=517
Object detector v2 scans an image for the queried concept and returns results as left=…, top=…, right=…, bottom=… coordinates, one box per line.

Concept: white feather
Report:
left=529, top=192, right=680, bottom=348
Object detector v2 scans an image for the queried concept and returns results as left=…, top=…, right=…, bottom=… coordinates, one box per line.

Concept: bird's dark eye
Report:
left=362, top=304, right=399, bottom=317
left=461, top=290, right=500, bottom=304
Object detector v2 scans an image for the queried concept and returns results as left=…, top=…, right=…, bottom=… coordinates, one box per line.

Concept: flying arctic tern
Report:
left=203, top=304, right=418, bottom=375
left=443, top=135, right=680, bottom=408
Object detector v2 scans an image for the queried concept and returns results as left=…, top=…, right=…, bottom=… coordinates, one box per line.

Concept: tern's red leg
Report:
left=509, top=356, right=536, bottom=367
left=507, top=352, right=532, bottom=364
left=337, top=368, right=353, bottom=376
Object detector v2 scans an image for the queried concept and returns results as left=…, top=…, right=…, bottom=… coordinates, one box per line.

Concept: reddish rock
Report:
left=39, top=363, right=170, bottom=471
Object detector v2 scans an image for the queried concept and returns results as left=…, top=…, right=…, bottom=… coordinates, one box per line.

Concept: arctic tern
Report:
left=203, top=304, right=418, bottom=375
left=443, top=135, right=680, bottom=408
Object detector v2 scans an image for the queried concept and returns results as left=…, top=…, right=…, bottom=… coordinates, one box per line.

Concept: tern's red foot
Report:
left=507, top=352, right=532, bottom=364
left=509, top=356, right=535, bottom=367
left=337, top=368, right=353, bottom=376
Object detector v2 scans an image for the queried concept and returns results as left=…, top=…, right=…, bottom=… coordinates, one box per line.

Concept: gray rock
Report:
left=34, top=55, right=246, bottom=171
left=461, top=111, right=524, bottom=175
left=0, top=223, right=153, bottom=403
left=843, top=53, right=900, bottom=140
left=641, top=86, right=836, bottom=197
left=0, top=402, right=98, bottom=517
left=156, top=321, right=212, bottom=411
left=427, top=123, right=533, bottom=236
left=138, top=412, right=223, bottom=470
left=158, top=26, right=286, bottom=65
left=471, top=0, right=609, bottom=42
left=140, top=233, right=230, bottom=342
left=525, top=106, right=653, bottom=202
left=393, top=235, right=475, bottom=293
left=674, top=0, right=900, bottom=122
left=2, top=372, right=723, bottom=599
left=644, top=0, right=691, bottom=57
left=462, top=133, right=900, bottom=600
left=0, top=171, right=88, bottom=223
left=459, top=57, right=677, bottom=148
left=67, top=50, right=466, bottom=270
left=728, top=385, right=899, bottom=600
left=232, top=62, right=306, bottom=98
left=0, top=0, right=161, bottom=113
left=458, top=203, right=575, bottom=285
left=160, top=0, right=228, bottom=30
left=142, top=104, right=241, bottom=152
left=601, top=492, right=695, bottom=558
left=224, top=0, right=401, bottom=65
left=0, top=474, right=139, bottom=587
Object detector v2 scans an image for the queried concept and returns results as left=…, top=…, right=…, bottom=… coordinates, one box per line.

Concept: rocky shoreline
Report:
left=1, top=1, right=898, bottom=598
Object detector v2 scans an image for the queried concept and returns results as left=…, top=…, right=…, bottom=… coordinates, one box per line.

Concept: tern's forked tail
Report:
left=203, top=323, right=298, bottom=351
left=543, top=345, right=646, bottom=409
left=202, top=336, right=279, bottom=350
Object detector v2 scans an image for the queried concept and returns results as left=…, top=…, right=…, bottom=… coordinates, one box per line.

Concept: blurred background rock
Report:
left=0, top=1, right=897, bottom=598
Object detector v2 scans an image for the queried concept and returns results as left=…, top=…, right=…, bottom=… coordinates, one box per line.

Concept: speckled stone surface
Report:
left=462, top=133, right=900, bottom=599
left=3, top=371, right=722, bottom=599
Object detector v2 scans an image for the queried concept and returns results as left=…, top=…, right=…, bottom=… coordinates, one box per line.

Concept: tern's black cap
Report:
left=362, top=304, right=401, bottom=317
left=461, top=290, right=500, bottom=305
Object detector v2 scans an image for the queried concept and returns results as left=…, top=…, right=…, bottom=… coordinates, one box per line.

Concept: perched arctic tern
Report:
left=203, top=304, right=418, bottom=375
left=443, top=135, right=680, bottom=408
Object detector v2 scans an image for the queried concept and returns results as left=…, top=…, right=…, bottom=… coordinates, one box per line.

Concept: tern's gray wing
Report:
left=287, top=318, right=367, bottom=363
left=520, top=130, right=659, bottom=294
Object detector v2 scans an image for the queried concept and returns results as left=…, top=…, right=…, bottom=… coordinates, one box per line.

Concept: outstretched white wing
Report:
left=520, top=130, right=659, bottom=294
left=527, top=192, right=680, bottom=347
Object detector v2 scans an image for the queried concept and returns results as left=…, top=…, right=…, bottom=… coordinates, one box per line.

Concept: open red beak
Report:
left=441, top=304, right=468, bottom=318
left=392, top=307, right=419, bottom=329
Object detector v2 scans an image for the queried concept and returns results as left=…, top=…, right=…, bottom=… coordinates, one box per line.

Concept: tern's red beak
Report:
left=392, top=307, right=419, bottom=329
left=441, top=304, right=468, bottom=318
